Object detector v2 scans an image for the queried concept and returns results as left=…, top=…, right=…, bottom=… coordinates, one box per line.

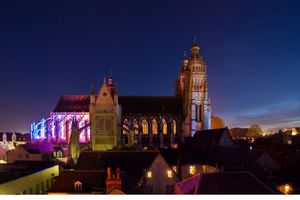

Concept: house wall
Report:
left=6, top=146, right=42, bottom=164
left=0, top=141, right=26, bottom=151
left=145, top=155, right=178, bottom=194
left=0, top=165, right=59, bottom=194
left=181, top=164, right=218, bottom=180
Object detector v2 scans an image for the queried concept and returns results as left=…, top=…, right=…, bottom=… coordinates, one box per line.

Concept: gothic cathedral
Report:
left=31, top=42, right=212, bottom=152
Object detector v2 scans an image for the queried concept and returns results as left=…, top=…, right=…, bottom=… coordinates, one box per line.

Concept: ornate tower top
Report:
left=190, top=43, right=201, bottom=61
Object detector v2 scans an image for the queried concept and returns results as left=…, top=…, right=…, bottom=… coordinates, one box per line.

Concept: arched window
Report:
left=152, top=119, right=158, bottom=135
left=57, top=151, right=63, bottom=158
left=133, top=119, right=139, bottom=134
left=172, top=120, right=176, bottom=135
left=122, top=119, right=129, bottom=135
left=74, top=180, right=82, bottom=192
left=162, top=119, right=167, bottom=135
left=142, top=119, right=148, bottom=135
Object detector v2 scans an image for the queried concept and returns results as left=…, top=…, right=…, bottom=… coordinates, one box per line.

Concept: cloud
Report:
left=227, top=98, right=300, bottom=129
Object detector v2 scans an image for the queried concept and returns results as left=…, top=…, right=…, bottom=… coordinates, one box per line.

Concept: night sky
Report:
left=0, top=0, right=299, bottom=133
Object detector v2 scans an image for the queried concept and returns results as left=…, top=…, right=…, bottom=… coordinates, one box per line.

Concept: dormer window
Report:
left=74, top=180, right=82, bottom=192
left=147, top=171, right=152, bottom=178
left=172, top=166, right=177, bottom=173
left=167, top=170, right=172, bottom=178
left=189, top=165, right=196, bottom=175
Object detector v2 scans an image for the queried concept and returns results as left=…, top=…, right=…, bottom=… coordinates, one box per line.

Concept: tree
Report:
left=248, top=124, right=263, bottom=138
left=211, top=116, right=225, bottom=129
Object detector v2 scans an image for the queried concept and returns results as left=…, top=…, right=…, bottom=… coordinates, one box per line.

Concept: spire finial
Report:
left=184, top=50, right=187, bottom=57
left=193, top=35, right=197, bottom=43
left=103, top=77, right=106, bottom=84
left=110, top=68, right=113, bottom=77
left=90, top=82, right=95, bottom=95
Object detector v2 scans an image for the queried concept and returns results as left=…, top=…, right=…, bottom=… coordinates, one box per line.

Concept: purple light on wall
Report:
left=31, top=112, right=91, bottom=143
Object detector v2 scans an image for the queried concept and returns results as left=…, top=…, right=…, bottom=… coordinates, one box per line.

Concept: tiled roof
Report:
left=193, top=128, right=229, bottom=144
left=48, top=170, right=106, bottom=194
left=0, top=161, right=55, bottom=184
left=20, top=143, right=54, bottom=154
left=75, top=151, right=159, bottom=193
left=53, top=95, right=183, bottom=115
left=195, top=172, right=276, bottom=194
left=209, top=146, right=263, bottom=166
left=119, top=96, right=183, bottom=115
left=53, top=95, right=90, bottom=112
left=159, top=148, right=180, bottom=166
left=183, top=128, right=231, bottom=150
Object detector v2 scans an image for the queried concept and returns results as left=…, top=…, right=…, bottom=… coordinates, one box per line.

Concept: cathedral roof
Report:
left=53, top=95, right=183, bottom=115
left=119, top=96, right=183, bottom=115
left=53, top=95, right=90, bottom=112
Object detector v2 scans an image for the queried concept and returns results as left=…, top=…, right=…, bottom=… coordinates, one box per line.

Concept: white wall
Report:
left=0, top=165, right=59, bottom=194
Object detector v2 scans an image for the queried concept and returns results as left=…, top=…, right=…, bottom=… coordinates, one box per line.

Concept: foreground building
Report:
left=175, top=172, right=276, bottom=194
left=0, top=161, right=59, bottom=194
left=31, top=43, right=211, bottom=152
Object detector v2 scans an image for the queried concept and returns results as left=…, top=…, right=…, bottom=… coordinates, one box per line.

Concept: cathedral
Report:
left=31, top=42, right=211, bottom=155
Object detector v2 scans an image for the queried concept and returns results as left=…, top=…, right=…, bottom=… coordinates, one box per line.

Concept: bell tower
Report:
left=178, top=42, right=211, bottom=137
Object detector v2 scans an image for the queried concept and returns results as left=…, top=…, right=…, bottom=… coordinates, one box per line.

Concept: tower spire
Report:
left=193, top=35, right=197, bottom=44
left=90, top=82, right=95, bottom=95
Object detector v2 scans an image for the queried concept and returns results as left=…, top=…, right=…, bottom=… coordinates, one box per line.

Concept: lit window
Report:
left=147, top=171, right=152, bottom=178
left=189, top=165, right=196, bottom=175
left=142, top=119, right=148, bottom=135
left=74, top=180, right=82, bottom=192
left=162, top=119, right=167, bottom=135
left=167, top=170, right=172, bottom=178
left=152, top=119, right=158, bottom=135
left=173, top=120, right=176, bottom=135
left=133, top=119, right=139, bottom=134
left=122, top=119, right=129, bottom=135
left=172, top=166, right=177, bottom=173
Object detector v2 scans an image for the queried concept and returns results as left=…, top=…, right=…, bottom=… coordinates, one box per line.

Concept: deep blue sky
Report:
left=0, top=0, right=299, bottom=132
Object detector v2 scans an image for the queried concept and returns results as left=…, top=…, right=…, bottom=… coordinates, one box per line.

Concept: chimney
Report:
left=106, top=167, right=122, bottom=193
left=107, top=167, right=112, bottom=179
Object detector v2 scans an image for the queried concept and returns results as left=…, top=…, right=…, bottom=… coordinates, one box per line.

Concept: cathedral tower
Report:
left=90, top=77, right=121, bottom=150
left=176, top=43, right=211, bottom=137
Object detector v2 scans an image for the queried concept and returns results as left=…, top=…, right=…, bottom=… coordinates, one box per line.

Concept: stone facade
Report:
left=90, top=78, right=120, bottom=151
left=175, top=44, right=211, bottom=137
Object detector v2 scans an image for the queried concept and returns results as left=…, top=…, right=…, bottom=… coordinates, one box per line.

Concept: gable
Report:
left=255, top=152, right=281, bottom=171
left=218, top=130, right=233, bottom=146
left=95, top=84, right=114, bottom=107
